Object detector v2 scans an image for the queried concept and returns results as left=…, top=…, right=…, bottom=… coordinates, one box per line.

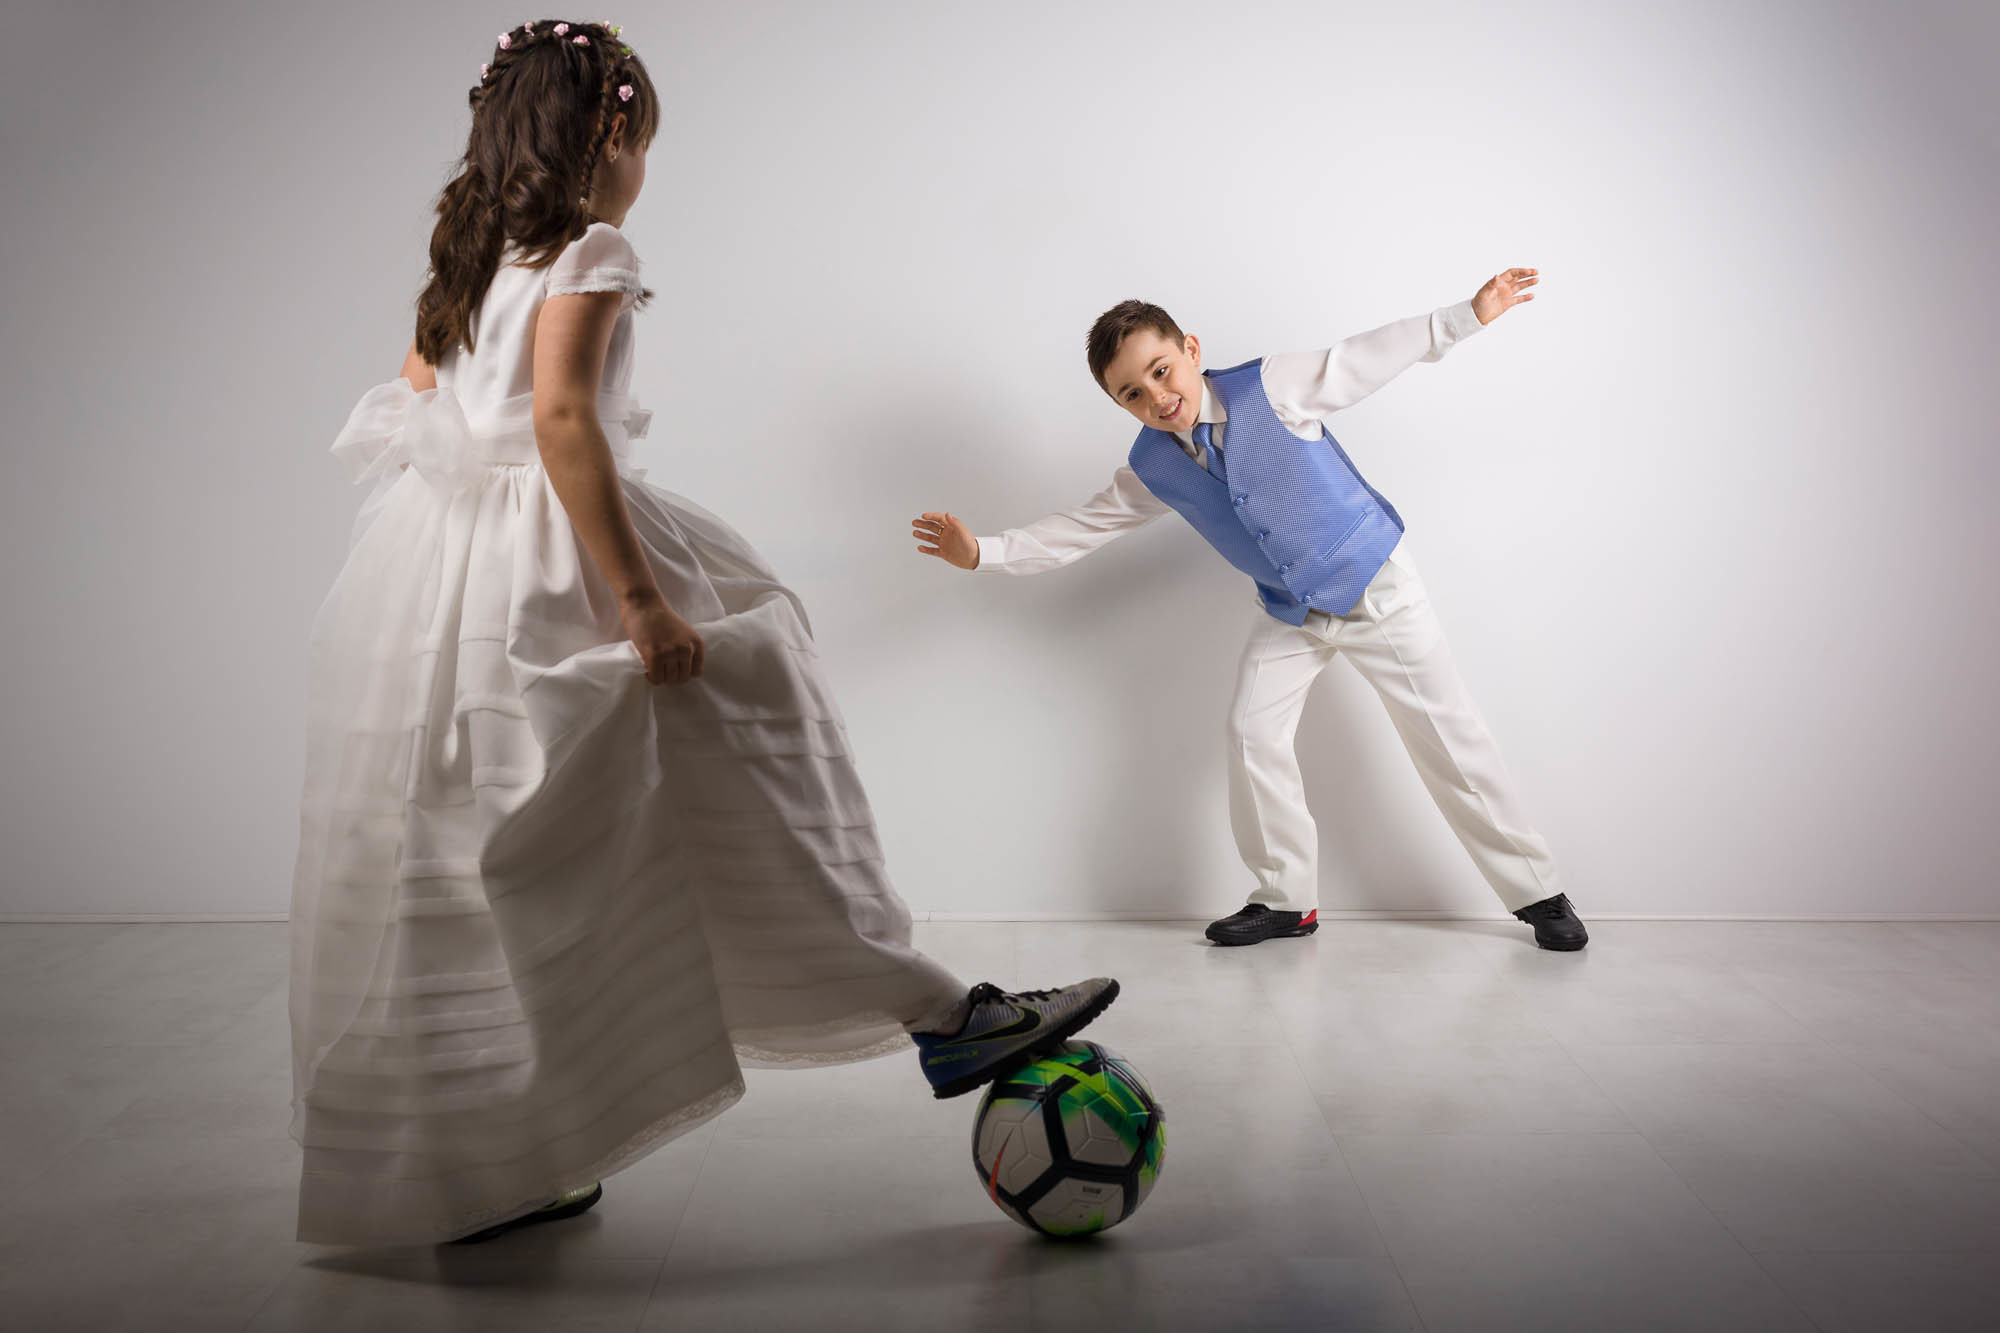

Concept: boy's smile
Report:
left=1102, top=329, right=1205, bottom=433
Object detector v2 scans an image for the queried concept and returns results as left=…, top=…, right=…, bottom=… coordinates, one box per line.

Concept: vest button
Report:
left=1280, top=563, right=1292, bottom=573
left=1232, top=495, right=1247, bottom=506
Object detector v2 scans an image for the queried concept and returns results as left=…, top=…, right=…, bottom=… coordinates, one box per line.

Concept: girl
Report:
left=289, top=20, right=1116, bottom=1248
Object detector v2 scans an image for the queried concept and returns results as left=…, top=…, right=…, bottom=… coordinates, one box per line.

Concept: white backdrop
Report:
left=4, top=0, right=1996, bottom=919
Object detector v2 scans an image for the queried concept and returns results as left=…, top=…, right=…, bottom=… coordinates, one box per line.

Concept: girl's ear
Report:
left=604, top=112, right=628, bottom=157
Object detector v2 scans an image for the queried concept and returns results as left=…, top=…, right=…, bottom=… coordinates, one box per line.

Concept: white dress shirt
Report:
left=974, top=299, right=1486, bottom=576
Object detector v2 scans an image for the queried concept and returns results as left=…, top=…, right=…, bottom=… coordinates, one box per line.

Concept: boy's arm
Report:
left=914, top=466, right=1169, bottom=575
left=1264, top=268, right=1537, bottom=425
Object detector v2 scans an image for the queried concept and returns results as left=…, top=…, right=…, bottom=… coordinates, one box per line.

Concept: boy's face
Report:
left=1101, top=329, right=1205, bottom=433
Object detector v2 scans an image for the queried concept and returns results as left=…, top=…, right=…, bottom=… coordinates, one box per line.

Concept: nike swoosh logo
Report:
left=945, top=1006, right=1040, bottom=1045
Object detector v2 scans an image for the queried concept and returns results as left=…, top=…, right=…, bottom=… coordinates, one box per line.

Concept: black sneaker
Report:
left=1204, top=904, right=1319, bottom=947
left=1513, top=894, right=1588, bottom=951
left=446, top=1182, right=604, bottom=1245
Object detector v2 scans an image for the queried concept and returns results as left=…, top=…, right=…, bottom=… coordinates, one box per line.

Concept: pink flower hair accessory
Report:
left=497, top=32, right=512, bottom=48
left=553, top=22, right=569, bottom=35
left=617, top=84, right=633, bottom=101
left=573, top=34, right=589, bottom=44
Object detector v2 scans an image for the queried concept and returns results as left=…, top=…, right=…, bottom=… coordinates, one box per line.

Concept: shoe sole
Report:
left=1205, top=920, right=1319, bottom=947
left=1534, top=936, right=1588, bottom=951
left=929, top=979, right=1122, bottom=1101
left=445, top=1183, right=604, bottom=1245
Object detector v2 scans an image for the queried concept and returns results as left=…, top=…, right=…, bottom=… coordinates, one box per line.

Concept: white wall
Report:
left=5, top=0, right=1997, bottom=919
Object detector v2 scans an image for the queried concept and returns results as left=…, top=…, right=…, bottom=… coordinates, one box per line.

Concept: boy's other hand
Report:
left=1473, top=267, right=1539, bottom=324
left=913, top=512, right=980, bottom=570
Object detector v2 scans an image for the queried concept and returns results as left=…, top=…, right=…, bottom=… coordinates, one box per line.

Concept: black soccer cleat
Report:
left=1204, top=904, right=1319, bottom=947
left=1513, top=893, right=1588, bottom=951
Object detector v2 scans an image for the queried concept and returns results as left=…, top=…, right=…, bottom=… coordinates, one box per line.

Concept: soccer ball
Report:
left=971, top=1039, right=1165, bottom=1237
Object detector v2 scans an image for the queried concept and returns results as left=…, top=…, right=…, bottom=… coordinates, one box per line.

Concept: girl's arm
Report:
left=532, top=290, right=704, bottom=685
left=399, top=342, right=437, bottom=392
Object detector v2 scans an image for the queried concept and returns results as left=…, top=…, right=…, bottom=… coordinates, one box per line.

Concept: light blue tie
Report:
left=1193, top=421, right=1226, bottom=481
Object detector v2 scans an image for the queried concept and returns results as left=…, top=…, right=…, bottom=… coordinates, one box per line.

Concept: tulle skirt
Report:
left=288, top=383, right=962, bottom=1245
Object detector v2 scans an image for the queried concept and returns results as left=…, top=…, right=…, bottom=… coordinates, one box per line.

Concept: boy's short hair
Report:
left=1087, top=300, right=1185, bottom=391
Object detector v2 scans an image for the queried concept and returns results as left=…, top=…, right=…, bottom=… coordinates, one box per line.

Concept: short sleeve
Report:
left=544, top=222, right=643, bottom=309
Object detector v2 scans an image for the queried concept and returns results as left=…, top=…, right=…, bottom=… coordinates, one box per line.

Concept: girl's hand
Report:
left=912, top=512, right=980, bottom=570
left=1472, top=267, right=1539, bottom=325
left=621, top=594, right=705, bottom=686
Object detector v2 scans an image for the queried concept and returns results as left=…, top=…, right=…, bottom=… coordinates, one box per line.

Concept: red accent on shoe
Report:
left=1300, top=910, right=1318, bottom=926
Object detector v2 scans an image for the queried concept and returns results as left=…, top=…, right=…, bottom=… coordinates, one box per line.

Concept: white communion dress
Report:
left=289, top=223, right=963, bottom=1246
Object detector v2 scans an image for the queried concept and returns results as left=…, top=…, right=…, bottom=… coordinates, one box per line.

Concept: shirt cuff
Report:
left=1443, top=298, right=1485, bottom=342
left=974, top=535, right=1004, bottom=571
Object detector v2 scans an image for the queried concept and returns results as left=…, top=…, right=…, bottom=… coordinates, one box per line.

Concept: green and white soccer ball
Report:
left=971, top=1039, right=1166, bottom=1237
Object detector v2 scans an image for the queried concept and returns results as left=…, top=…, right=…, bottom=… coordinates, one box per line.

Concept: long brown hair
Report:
left=414, top=20, right=660, bottom=364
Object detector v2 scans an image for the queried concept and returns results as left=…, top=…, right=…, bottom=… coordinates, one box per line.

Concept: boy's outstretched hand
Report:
left=1472, top=267, right=1539, bottom=325
left=912, top=512, right=979, bottom=570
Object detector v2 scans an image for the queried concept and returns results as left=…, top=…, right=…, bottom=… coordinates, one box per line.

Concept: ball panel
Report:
left=973, top=1098, right=1057, bottom=1198
left=1063, top=1100, right=1139, bottom=1168
left=1027, top=1175, right=1126, bottom=1237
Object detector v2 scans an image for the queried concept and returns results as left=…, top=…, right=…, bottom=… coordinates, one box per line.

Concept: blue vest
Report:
left=1127, top=360, right=1404, bottom=623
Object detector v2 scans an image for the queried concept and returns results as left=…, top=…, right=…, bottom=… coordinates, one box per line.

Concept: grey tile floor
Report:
left=4, top=918, right=2000, bottom=1331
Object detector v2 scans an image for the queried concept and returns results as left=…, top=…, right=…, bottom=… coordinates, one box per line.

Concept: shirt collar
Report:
left=1172, top=378, right=1228, bottom=446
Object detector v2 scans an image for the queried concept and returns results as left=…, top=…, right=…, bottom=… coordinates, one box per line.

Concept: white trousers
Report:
left=1226, top=543, right=1561, bottom=914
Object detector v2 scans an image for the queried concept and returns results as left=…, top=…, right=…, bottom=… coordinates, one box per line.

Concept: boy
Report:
left=911, top=270, right=1585, bottom=950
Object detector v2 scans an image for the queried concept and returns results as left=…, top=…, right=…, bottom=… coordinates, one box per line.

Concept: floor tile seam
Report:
left=1255, top=953, right=1406, bottom=1278
left=0, top=1097, right=147, bottom=1203
left=1335, top=1125, right=1817, bottom=1294
left=1745, top=1251, right=1838, bottom=1333
left=1553, top=1035, right=1974, bottom=1161
left=1373, top=1242, right=1433, bottom=1332
left=1254, top=963, right=1368, bottom=1151
left=1468, top=952, right=1578, bottom=1048
left=1276, top=1033, right=1596, bottom=1098
left=1560, top=1020, right=2000, bottom=1200
left=233, top=1261, right=301, bottom=1333
left=1788, top=1032, right=1994, bottom=1154
left=646, top=1122, right=723, bottom=1303
left=1248, top=944, right=1408, bottom=1280
left=1627, top=1121, right=1827, bottom=1328
left=1734, top=957, right=2000, bottom=1015
left=1941, top=1124, right=2000, bottom=1174
left=1310, top=1113, right=1645, bottom=1138
left=1750, top=1244, right=2000, bottom=1257
left=1304, top=1128, right=1434, bottom=1333
left=1883, top=921, right=1990, bottom=974
left=1533, top=1011, right=1657, bottom=1139
left=1732, top=962, right=2000, bottom=1064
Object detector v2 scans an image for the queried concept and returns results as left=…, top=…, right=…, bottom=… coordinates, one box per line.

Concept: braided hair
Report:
left=414, top=20, right=659, bottom=364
